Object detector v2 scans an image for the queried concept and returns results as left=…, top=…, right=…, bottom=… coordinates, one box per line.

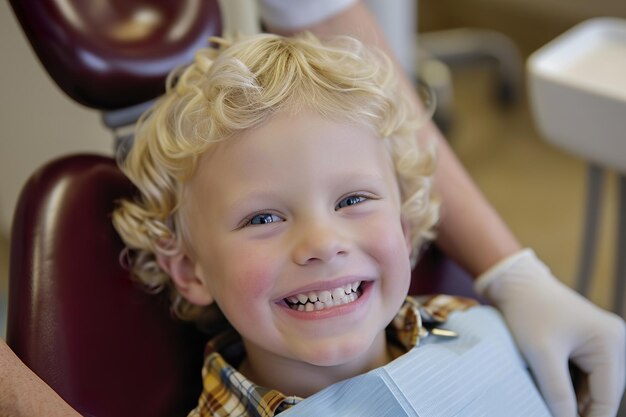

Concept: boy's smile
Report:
left=180, top=109, right=413, bottom=394
left=279, top=278, right=373, bottom=320
left=281, top=279, right=364, bottom=312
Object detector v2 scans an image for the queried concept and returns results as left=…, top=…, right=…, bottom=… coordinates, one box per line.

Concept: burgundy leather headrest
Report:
left=9, top=0, right=221, bottom=110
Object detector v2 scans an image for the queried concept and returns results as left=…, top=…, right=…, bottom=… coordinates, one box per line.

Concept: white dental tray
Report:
left=527, top=17, right=626, bottom=172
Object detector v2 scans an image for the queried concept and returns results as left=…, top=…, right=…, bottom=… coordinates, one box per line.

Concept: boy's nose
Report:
left=291, top=224, right=349, bottom=266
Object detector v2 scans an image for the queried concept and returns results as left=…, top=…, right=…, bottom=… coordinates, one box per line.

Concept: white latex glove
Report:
left=475, top=249, right=626, bottom=417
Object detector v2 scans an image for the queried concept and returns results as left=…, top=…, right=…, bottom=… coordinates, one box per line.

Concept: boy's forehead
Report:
left=206, top=112, right=384, bottom=159
left=187, top=110, right=397, bottom=190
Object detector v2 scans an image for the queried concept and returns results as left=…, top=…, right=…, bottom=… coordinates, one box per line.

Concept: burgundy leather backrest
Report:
left=9, top=0, right=221, bottom=110
left=7, top=155, right=208, bottom=417
left=410, top=246, right=478, bottom=298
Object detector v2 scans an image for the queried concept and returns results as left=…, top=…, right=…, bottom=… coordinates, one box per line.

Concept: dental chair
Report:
left=6, top=1, right=478, bottom=416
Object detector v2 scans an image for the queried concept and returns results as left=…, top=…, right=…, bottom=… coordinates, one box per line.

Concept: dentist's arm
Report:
left=0, top=339, right=81, bottom=416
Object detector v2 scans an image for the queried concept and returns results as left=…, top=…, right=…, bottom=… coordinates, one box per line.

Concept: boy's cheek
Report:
left=213, top=260, right=277, bottom=331
left=239, top=267, right=277, bottom=300
left=361, top=215, right=411, bottom=259
left=223, top=249, right=280, bottom=300
left=362, top=217, right=413, bottom=287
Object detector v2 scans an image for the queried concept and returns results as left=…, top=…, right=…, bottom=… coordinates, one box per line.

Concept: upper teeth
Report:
left=286, top=281, right=362, bottom=310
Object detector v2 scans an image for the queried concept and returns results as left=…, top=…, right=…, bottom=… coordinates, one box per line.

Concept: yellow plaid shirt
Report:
left=187, top=295, right=477, bottom=417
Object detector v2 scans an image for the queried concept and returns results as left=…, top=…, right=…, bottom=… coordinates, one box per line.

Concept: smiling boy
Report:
left=179, top=109, right=414, bottom=397
left=112, top=33, right=541, bottom=416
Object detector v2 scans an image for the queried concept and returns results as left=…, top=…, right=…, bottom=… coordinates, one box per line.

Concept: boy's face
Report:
left=182, top=110, right=412, bottom=369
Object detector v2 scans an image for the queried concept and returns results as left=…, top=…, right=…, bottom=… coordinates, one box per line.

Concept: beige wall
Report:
left=0, top=2, right=112, bottom=237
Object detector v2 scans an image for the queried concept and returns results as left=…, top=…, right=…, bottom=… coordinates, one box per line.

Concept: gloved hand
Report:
left=475, top=249, right=626, bottom=417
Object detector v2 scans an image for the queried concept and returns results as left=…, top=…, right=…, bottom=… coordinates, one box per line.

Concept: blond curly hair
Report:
left=112, top=32, right=438, bottom=324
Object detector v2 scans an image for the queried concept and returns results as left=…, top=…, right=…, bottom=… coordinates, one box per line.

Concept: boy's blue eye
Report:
left=335, top=195, right=367, bottom=210
left=248, top=213, right=283, bottom=225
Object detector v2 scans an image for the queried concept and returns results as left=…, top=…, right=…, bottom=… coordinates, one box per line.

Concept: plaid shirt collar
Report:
left=187, top=295, right=476, bottom=417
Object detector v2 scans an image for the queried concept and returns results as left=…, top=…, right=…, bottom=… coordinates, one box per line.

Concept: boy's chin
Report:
left=296, top=331, right=388, bottom=369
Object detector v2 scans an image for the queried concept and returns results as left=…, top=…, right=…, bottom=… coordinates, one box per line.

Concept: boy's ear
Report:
left=156, top=253, right=214, bottom=306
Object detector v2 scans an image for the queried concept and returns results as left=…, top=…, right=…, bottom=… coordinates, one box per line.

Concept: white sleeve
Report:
left=258, top=0, right=359, bottom=31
